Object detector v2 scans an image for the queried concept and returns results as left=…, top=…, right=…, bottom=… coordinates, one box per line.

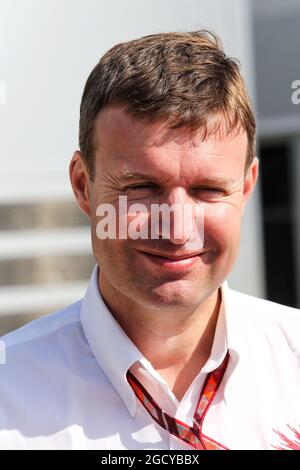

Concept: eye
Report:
left=202, top=187, right=223, bottom=193
left=192, top=187, right=225, bottom=199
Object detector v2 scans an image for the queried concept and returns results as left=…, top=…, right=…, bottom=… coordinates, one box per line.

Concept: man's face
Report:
left=77, top=106, right=258, bottom=311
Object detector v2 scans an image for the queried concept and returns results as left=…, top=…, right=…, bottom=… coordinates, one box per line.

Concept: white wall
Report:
left=0, top=0, right=265, bottom=298
left=253, top=0, right=300, bottom=138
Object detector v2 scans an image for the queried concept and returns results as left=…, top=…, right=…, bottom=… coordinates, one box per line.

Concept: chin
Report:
left=139, top=282, right=202, bottom=309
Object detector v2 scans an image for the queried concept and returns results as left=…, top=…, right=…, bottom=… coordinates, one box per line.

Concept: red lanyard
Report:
left=127, top=351, right=230, bottom=450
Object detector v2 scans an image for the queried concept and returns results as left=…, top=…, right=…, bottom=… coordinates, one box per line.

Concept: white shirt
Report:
left=0, top=264, right=299, bottom=450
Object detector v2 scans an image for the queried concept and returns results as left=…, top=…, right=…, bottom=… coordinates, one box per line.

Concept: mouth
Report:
left=138, top=250, right=205, bottom=271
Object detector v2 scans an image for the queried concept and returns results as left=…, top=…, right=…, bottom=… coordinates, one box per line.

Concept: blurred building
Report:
left=0, top=0, right=298, bottom=335
left=253, top=0, right=300, bottom=307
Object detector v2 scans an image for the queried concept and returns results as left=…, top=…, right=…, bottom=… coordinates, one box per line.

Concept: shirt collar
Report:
left=80, top=263, right=230, bottom=418
left=80, top=264, right=143, bottom=417
left=201, top=286, right=227, bottom=374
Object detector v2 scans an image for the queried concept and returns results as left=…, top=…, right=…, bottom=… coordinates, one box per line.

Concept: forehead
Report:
left=93, top=106, right=248, bottom=181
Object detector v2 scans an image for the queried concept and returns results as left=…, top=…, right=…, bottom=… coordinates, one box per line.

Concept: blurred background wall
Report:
left=0, top=0, right=298, bottom=335
left=253, top=0, right=300, bottom=308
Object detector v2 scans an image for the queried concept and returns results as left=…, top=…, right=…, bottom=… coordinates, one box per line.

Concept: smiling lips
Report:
left=139, top=249, right=204, bottom=271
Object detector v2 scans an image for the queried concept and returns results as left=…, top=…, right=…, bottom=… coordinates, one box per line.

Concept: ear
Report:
left=242, top=156, right=259, bottom=214
left=69, top=151, right=91, bottom=218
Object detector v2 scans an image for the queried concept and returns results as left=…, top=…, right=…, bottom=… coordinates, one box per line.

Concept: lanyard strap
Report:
left=127, top=351, right=230, bottom=450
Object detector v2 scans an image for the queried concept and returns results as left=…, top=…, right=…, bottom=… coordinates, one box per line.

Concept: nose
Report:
left=151, top=188, right=198, bottom=245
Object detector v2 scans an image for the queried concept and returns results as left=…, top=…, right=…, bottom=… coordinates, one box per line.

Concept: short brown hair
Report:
left=79, top=30, right=256, bottom=180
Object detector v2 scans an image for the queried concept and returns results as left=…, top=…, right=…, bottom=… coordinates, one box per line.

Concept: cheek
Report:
left=91, top=226, right=132, bottom=267
left=203, top=203, right=241, bottom=248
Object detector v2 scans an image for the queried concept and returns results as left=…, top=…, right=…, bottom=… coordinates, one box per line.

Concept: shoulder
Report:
left=0, top=299, right=83, bottom=358
left=0, top=299, right=92, bottom=436
left=226, top=286, right=300, bottom=361
left=228, top=287, right=300, bottom=322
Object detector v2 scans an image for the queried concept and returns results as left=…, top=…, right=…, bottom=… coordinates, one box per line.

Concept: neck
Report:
left=99, top=271, right=221, bottom=401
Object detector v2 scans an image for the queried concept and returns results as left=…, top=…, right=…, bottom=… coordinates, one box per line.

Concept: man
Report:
left=0, top=30, right=299, bottom=450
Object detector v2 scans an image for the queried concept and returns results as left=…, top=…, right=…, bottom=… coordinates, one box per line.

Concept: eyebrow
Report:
left=193, top=177, right=234, bottom=186
left=118, top=173, right=159, bottom=183
left=118, top=173, right=234, bottom=186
